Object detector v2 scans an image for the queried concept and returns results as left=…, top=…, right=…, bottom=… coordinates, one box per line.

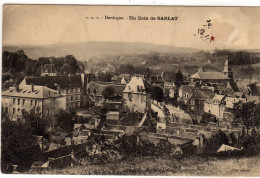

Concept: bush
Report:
left=203, top=129, right=229, bottom=154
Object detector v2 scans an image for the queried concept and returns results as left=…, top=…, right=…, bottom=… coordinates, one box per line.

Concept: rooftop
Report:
left=191, top=72, right=230, bottom=80
left=88, top=81, right=126, bottom=96
left=2, top=85, right=64, bottom=99
left=123, top=77, right=146, bottom=93
left=23, top=74, right=83, bottom=90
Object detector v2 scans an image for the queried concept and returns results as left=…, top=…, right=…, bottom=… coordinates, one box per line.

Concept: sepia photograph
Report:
left=1, top=4, right=260, bottom=176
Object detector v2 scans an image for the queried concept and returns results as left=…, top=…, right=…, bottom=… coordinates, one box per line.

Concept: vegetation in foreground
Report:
left=28, top=153, right=260, bottom=176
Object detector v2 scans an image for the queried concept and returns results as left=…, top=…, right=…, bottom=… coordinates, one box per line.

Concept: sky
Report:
left=3, top=5, right=260, bottom=50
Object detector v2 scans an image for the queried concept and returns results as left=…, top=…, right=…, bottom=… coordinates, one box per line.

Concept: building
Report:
left=106, top=111, right=120, bottom=125
left=204, top=93, right=247, bottom=120
left=87, top=81, right=126, bottom=104
left=164, top=82, right=177, bottom=99
left=190, top=59, right=232, bottom=85
left=188, top=88, right=214, bottom=111
left=123, top=76, right=149, bottom=113
left=148, top=75, right=164, bottom=86
left=191, top=67, right=230, bottom=85
left=204, top=94, right=225, bottom=119
left=111, top=74, right=131, bottom=84
left=178, top=85, right=193, bottom=104
left=41, top=64, right=58, bottom=77
left=19, top=74, right=89, bottom=109
left=2, top=84, right=66, bottom=122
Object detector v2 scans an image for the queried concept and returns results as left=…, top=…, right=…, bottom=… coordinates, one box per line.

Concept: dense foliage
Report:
left=102, top=86, right=115, bottom=100
left=204, top=129, right=230, bottom=154
left=233, top=101, right=260, bottom=133
left=213, top=50, right=260, bottom=65
left=1, top=120, right=36, bottom=173
left=2, top=50, right=84, bottom=84
left=55, top=109, right=76, bottom=133
left=150, top=85, right=164, bottom=103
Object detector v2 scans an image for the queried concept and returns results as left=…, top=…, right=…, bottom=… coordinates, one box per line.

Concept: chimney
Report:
left=81, top=73, right=85, bottom=87
left=15, top=83, right=19, bottom=91
left=31, top=83, right=34, bottom=92
left=57, top=85, right=61, bottom=94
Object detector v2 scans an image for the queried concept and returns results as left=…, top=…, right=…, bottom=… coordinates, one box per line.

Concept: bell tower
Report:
left=223, top=56, right=233, bottom=79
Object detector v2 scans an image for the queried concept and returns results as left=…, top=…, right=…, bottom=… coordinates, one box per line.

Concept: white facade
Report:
left=2, top=85, right=66, bottom=121
left=123, top=77, right=147, bottom=113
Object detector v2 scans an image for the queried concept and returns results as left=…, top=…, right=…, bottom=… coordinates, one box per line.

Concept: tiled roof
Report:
left=191, top=72, right=230, bottom=80
left=23, top=75, right=83, bottom=90
left=2, top=85, right=64, bottom=99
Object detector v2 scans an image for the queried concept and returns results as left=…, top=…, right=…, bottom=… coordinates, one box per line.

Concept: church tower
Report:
left=223, top=56, right=233, bottom=79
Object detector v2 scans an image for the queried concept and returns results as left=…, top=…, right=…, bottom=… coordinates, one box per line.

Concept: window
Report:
left=22, top=99, right=25, bottom=105
left=76, top=102, right=80, bottom=108
left=18, top=99, right=20, bottom=105
left=71, top=96, right=73, bottom=101
left=35, top=100, right=37, bottom=106
left=13, top=98, right=15, bottom=104
left=66, top=89, right=69, bottom=94
left=46, top=109, right=49, bottom=117
left=18, top=108, right=20, bottom=112
left=13, top=108, right=15, bottom=114
left=31, top=100, right=33, bottom=105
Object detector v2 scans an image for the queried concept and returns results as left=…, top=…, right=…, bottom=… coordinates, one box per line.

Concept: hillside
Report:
left=28, top=154, right=260, bottom=176
left=3, top=41, right=198, bottom=61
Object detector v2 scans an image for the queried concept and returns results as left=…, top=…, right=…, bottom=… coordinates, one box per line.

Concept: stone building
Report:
left=2, top=84, right=66, bottom=122
left=19, top=73, right=89, bottom=109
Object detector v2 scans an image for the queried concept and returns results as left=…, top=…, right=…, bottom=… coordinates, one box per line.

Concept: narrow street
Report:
left=151, top=102, right=165, bottom=119
left=165, top=104, right=192, bottom=121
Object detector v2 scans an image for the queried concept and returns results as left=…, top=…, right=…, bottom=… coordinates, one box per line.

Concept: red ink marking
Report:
left=210, top=36, right=215, bottom=41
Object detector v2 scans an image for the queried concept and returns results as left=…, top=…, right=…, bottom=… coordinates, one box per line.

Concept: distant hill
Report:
left=3, top=41, right=198, bottom=61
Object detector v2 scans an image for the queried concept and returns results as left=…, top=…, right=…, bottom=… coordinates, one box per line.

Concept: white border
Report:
left=1, top=1, right=260, bottom=178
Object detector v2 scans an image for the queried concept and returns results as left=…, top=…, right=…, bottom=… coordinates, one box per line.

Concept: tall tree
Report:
left=54, top=109, right=75, bottom=133
left=175, top=70, right=184, bottom=87
left=234, top=101, right=260, bottom=134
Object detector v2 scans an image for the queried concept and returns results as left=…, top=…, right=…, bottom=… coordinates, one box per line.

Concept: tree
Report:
left=55, top=109, right=75, bottom=133
left=21, top=107, right=47, bottom=137
left=1, top=120, right=35, bottom=173
left=60, top=63, right=71, bottom=75
left=64, top=55, right=79, bottom=74
left=234, top=101, right=260, bottom=134
left=151, top=85, right=164, bottom=104
left=204, top=129, right=230, bottom=153
left=102, top=86, right=115, bottom=100
left=175, top=70, right=184, bottom=87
